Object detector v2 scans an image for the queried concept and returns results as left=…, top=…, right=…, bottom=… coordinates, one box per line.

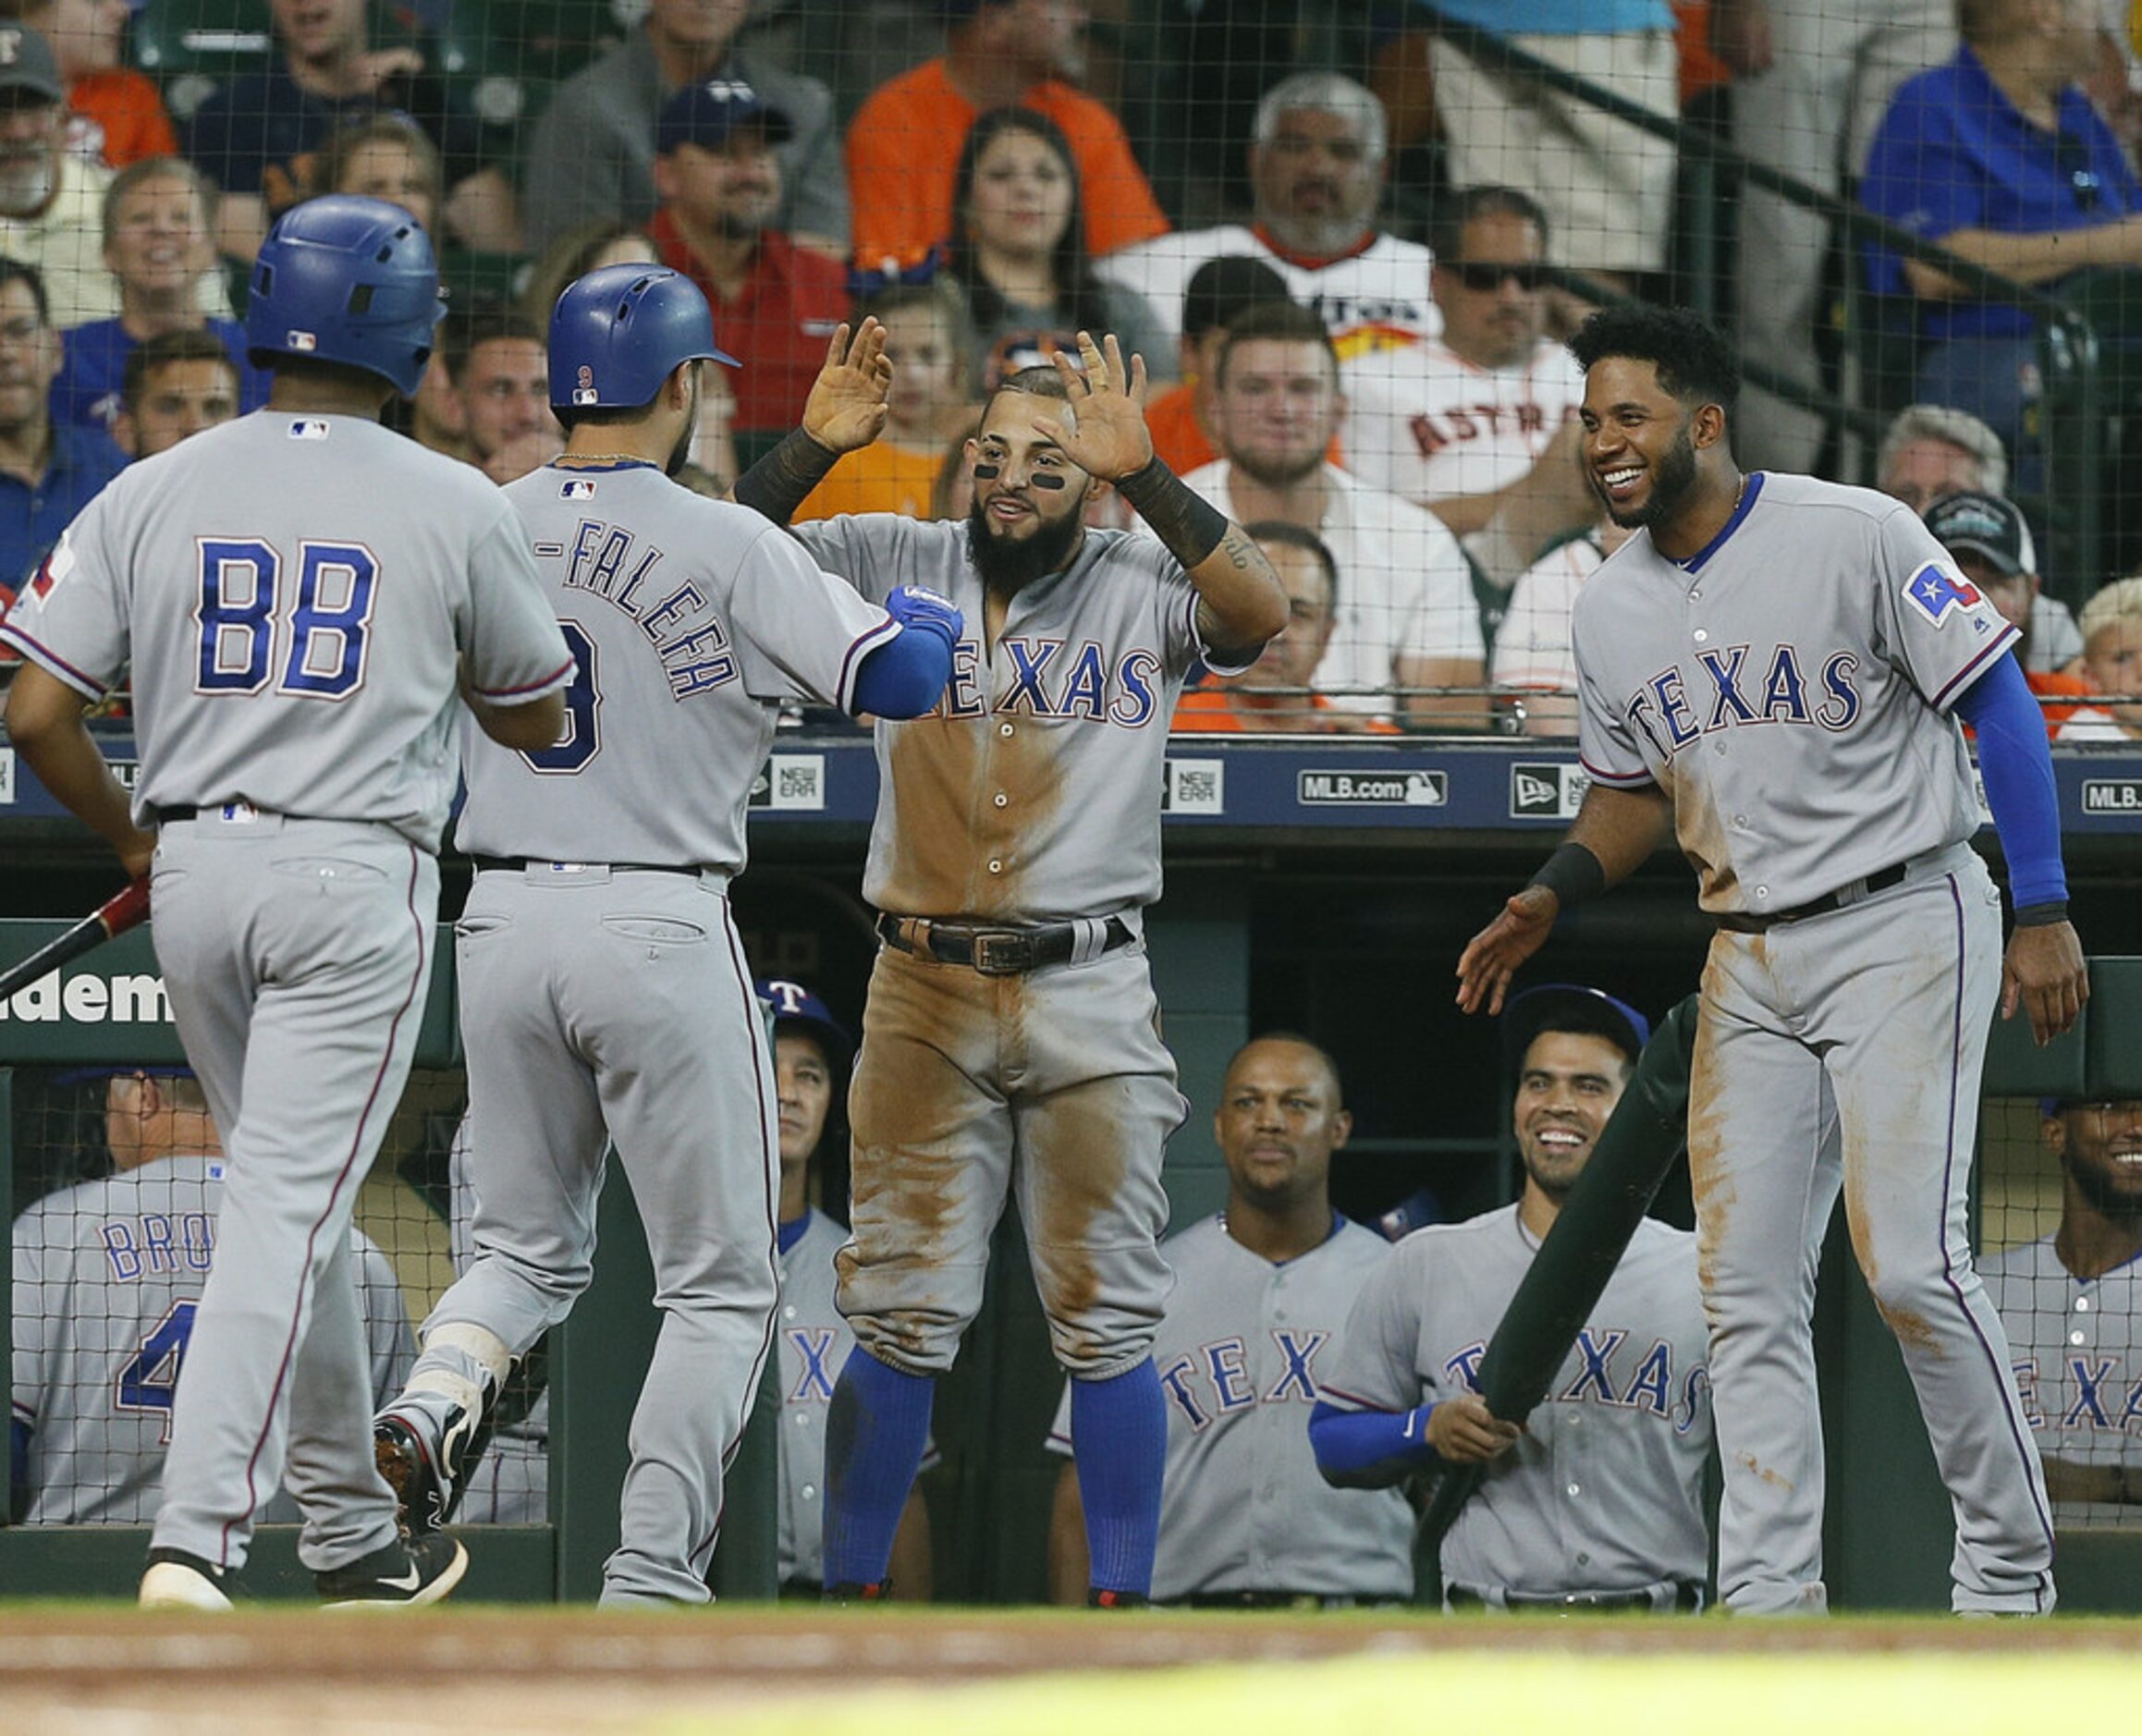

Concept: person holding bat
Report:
left=1309, top=984, right=1713, bottom=1611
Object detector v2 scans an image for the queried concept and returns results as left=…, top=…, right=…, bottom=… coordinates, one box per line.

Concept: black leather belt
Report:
left=1174, top=1589, right=1406, bottom=1610
left=468, top=855, right=701, bottom=875
left=1720, top=861, right=1909, bottom=932
left=1448, top=1583, right=1703, bottom=1612
left=875, top=913, right=1133, bottom=976
left=158, top=805, right=199, bottom=822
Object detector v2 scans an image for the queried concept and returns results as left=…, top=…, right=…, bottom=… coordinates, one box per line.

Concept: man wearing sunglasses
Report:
left=1982, top=1096, right=2142, bottom=1527
left=1341, top=186, right=1588, bottom=559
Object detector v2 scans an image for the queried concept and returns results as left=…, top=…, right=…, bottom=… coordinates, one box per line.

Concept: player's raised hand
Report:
left=1425, top=1393, right=1524, bottom=1464
left=1036, top=332, right=1153, bottom=482
left=2001, top=919, right=2088, bottom=1046
left=801, top=319, right=893, bottom=455
left=1455, top=886, right=1559, bottom=1016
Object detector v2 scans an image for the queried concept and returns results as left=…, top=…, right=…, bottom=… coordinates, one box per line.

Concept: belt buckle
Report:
left=970, top=931, right=1031, bottom=975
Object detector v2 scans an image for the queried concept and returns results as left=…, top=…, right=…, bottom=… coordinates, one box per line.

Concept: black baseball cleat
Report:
left=374, top=1403, right=487, bottom=1537
left=139, top=1547, right=237, bottom=1610
left=316, top=1532, right=470, bottom=1608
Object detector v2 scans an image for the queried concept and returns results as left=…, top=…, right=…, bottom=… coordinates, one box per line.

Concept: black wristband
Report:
left=1530, top=842, right=1608, bottom=909
left=1113, top=455, right=1229, bottom=568
left=2013, top=899, right=2070, bottom=928
left=733, top=427, right=841, bottom=527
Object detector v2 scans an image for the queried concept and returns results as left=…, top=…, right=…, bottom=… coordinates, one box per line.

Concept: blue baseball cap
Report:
left=51, top=1064, right=196, bottom=1089
left=1503, top=984, right=1650, bottom=1070
left=756, top=979, right=851, bottom=1067
left=656, top=79, right=793, bottom=157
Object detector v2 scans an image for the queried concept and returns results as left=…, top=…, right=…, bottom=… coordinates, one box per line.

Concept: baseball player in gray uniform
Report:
left=369, top=266, right=960, bottom=1608
left=761, top=978, right=934, bottom=1596
left=732, top=324, right=1287, bottom=1602
left=0, top=194, right=575, bottom=1609
left=1045, top=1033, right=1414, bottom=1607
left=1313, top=987, right=1712, bottom=1609
left=10, top=1067, right=411, bottom=1524
left=1983, top=1097, right=2142, bottom=1526
left=1456, top=305, right=2088, bottom=1615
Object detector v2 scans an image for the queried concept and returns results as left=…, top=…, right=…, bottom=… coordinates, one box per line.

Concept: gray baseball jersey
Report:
left=0, top=413, right=577, bottom=851
left=0, top=405, right=572, bottom=1580
left=790, top=516, right=1235, bottom=922
left=1982, top=1235, right=2142, bottom=1527
left=1567, top=469, right=2053, bottom=1613
left=457, top=466, right=900, bottom=868
left=10, top=1156, right=412, bottom=1524
left=1318, top=1204, right=1712, bottom=1600
left=403, top=458, right=900, bottom=1605
left=1047, top=1215, right=1415, bottom=1601
left=1572, top=471, right=2014, bottom=917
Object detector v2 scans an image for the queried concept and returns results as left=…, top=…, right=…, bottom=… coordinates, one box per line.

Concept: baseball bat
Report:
left=1418, top=994, right=1701, bottom=1552
left=0, top=876, right=152, bottom=1004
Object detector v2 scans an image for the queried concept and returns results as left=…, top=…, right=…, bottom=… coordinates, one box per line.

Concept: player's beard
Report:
left=2062, top=1149, right=2142, bottom=1225
left=1596, top=423, right=1699, bottom=531
left=1227, top=443, right=1326, bottom=492
left=966, top=494, right=1084, bottom=594
left=665, top=369, right=700, bottom=477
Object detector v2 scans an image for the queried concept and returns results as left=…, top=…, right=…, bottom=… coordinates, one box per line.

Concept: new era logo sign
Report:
left=1510, top=762, right=1588, bottom=820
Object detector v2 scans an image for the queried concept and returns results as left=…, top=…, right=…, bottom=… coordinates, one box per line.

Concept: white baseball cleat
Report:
left=139, top=1548, right=235, bottom=1611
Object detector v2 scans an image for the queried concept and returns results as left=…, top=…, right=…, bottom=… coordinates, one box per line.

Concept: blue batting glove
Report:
left=885, top=584, right=964, bottom=649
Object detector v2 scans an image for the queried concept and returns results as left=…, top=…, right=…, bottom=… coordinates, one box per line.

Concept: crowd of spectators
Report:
left=0, top=0, right=2136, bottom=732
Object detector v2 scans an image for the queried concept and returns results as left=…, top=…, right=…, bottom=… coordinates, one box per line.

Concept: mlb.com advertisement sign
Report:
left=0, top=922, right=184, bottom=1065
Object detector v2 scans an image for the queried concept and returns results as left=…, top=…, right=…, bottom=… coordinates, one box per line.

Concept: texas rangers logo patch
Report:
left=1904, top=562, right=1981, bottom=624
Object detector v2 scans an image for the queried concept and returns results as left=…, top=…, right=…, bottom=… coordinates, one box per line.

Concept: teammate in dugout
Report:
left=0, top=194, right=577, bottom=1609
left=761, top=978, right=934, bottom=1597
left=1310, top=987, right=1711, bottom=1611
left=1045, top=1033, right=1414, bottom=1608
left=730, top=322, right=1288, bottom=1604
left=368, top=266, right=961, bottom=1607
left=1456, top=305, right=2088, bottom=1615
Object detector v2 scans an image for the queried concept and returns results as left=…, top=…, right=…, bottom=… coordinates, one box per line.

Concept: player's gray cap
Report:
left=0, top=26, right=66, bottom=104
left=1925, top=490, right=2036, bottom=578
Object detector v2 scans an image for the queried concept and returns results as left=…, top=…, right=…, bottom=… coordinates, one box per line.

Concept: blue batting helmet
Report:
left=548, top=264, right=738, bottom=413
left=244, top=195, right=444, bottom=397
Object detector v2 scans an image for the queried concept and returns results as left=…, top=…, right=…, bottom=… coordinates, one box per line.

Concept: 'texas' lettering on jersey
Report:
left=1159, top=1330, right=1332, bottom=1431
left=932, top=637, right=1163, bottom=728
left=1446, top=1329, right=1708, bottom=1434
left=1627, top=643, right=1862, bottom=760
left=554, top=518, right=738, bottom=698
left=2012, top=1354, right=2142, bottom=1435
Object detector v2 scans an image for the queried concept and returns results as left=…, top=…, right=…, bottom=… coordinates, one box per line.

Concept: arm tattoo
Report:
left=732, top=428, right=841, bottom=527
left=1114, top=455, right=1229, bottom=568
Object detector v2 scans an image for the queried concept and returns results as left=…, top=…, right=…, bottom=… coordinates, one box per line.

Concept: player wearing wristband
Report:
left=1457, top=305, right=2084, bottom=1617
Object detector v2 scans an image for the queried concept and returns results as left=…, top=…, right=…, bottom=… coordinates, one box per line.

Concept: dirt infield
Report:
left=5, top=1607, right=2142, bottom=1734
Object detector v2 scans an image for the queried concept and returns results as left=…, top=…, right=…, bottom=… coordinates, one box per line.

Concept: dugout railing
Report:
left=4, top=910, right=2139, bottom=1610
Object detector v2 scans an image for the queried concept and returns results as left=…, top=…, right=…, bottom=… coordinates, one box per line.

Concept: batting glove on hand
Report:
left=886, top=584, right=964, bottom=651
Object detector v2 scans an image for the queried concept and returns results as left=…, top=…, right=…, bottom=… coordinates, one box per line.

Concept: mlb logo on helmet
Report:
left=286, top=329, right=317, bottom=351
left=0, top=28, right=18, bottom=62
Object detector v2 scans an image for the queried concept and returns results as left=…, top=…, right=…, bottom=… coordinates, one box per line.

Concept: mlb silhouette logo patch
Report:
left=561, top=479, right=597, bottom=499
left=1904, top=563, right=1980, bottom=625
left=285, top=329, right=317, bottom=352
left=287, top=420, right=330, bottom=439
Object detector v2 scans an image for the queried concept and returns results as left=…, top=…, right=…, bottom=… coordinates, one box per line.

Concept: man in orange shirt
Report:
left=847, top=0, right=1168, bottom=275
left=1173, top=521, right=1398, bottom=734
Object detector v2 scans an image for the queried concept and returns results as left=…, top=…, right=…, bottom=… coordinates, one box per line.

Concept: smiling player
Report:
left=1457, top=303, right=2086, bottom=1616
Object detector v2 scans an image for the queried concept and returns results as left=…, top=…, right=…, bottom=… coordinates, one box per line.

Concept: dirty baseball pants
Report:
left=1690, top=845, right=2055, bottom=1613
left=147, top=811, right=432, bottom=1574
